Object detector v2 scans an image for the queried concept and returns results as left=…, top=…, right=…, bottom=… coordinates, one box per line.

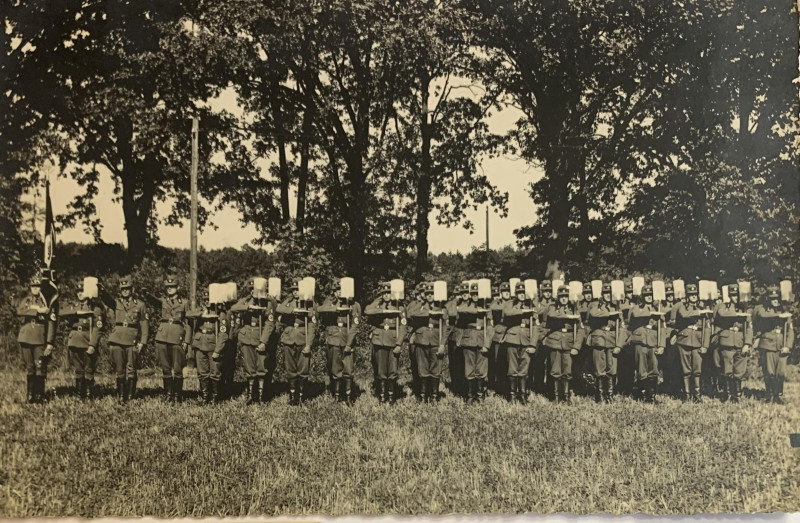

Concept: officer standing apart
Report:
left=61, top=283, right=104, bottom=399
left=713, top=283, right=752, bottom=402
left=16, top=274, right=57, bottom=403
left=627, top=284, right=666, bottom=403
left=586, top=283, right=624, bottom=403
left=408, top=283, right=447, bottom=402
left=365, top=282, right=406, bottom=404
left=107, top=276, right=149, bottom=403
left=276, top=280, right=318, bottom=405
left=154, top=274, right=191, bottom=402
left=501, top=282, right=537, bottom=403
left=753, top=286, right=793, bottom=404
left=318, top=282, right=361, bottom=404
left=457, top=283, right=490, bottom=403
left=188, top=291, right=227, bottom=403
left=230, top=278, right=278, bottom=404
left=674, top=284, right=712, bottom=402
left=542, top=285, right=582, bottom=403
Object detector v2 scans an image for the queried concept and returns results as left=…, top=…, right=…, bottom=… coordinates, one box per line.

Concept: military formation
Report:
left=15, top=271, right=795, bottom=406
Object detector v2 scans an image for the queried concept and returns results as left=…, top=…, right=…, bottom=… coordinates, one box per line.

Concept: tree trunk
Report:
left=415, top=68, right=432, bottom=281
left=296, top=89, right=314, bottom=232
left=270, top=77, right=291, bottom=224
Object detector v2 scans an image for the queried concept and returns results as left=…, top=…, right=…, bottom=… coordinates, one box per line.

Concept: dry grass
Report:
left=0, top=369, right=798, bottom=517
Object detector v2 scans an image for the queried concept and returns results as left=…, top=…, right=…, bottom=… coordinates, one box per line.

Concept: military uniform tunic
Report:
left=500, top=300, right=536, bottom=378
left=713, top=302, right=753, bottom=379
left=408, top=301, right=447, bottom=380
left=60, top=302, right=104, bottom=381
left=16, top=292, right=57, bottom=377
left=154, top=296, right=191, bottom=379
left=489, top=297, right=510, bottom=391
left=276, top=298, right=318, bottom=380
left=107, top=297, right=149, bottom=380
left=675, top=303, right=711, bottom=377
left=188, top=308, right=228, bottom=383
left=542, top=304, right=583, bottom=380
left=230, top=296, right=278, bottom=380
left=587, top=302, right=625, bottom=378
left=318, top=298, right=361, bottom=380
left=753, top=305, right=794, bottom=380
left=365, top=298, right=407, bottom=380
left=456, top=302, right=489, bottom=382
left=627, top=303, right=666, bottom=382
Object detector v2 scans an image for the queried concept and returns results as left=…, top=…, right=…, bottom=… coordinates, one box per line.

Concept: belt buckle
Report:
left=76, top=326, right=83, bottom=332
left=337, top=322, right=344, bottom=327
left=122, top=322, right=130, bottom=328
left=561, top=327, right=568, bottom=333
left=603, top=326, right=610, bottom=331
left=731, top=326, right=739, bottom=332
left=384, top=324, right=390, bottom=330
left=476, top=325, right=482, bottom=330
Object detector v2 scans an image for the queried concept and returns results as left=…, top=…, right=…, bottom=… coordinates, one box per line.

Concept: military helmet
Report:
left=500, top=282, right=511, bottom=292
left=556, top=285, right=569, bottom=297
left=642, top=284, right=653, bottom=296
left=119, top=276, right=133, bottom=289
left=515, top=282, right=526, bottom=294
left=165, top=275, right=179, bottom=287
left=686, top=283, right=698, bottom=295
left=728, top=283, right=739, bottom=295
left=540, top=281, right=553, bottom=292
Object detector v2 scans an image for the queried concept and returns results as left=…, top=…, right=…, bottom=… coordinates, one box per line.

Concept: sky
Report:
left=32, top=89, right=542, bottom=255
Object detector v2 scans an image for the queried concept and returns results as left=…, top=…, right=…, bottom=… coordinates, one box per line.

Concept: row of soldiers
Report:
left=15, top=272, right=794, bottom=406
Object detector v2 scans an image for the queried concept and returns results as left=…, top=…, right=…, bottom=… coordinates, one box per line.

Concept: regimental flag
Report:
left=43, top=179, right=56, bottom=269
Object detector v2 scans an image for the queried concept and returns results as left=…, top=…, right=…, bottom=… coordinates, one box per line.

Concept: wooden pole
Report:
left=190, top=116, right=199, bottom=309
left=485, top=205, right=489, bottom=251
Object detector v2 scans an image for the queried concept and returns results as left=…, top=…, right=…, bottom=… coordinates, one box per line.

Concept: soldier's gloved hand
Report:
left=480, top=346, right=489, bottom=354
left=699, top=346, right=708, bottom=355
left=87, top=345, right=96, bottom=356
left=525, top=346, right=536, bottom=355
left=212, top=351, right=222, bottom=361
left=393, top=345, right=402, bottom=355
left=43, top=344, right=54, bottom=357
left=570, top=348, right=579, bottom=356
left=612, top=346, right=622, bottom=355
left=344, top=345, right=353, bottom=354
left=741, top=344, right=751, bottom=354
left=656, top=346, right=665, bottom=356
left=257, top=342, right=266, bottom=354
left=437, top=345, right=445, bottom=357
left=302, top=345, right=312, bottom=355
left=670, top=334, right=677, bottom=345
left=135, top=342, right=144, bottom=354
left=781, top=346, right=791, bottom=355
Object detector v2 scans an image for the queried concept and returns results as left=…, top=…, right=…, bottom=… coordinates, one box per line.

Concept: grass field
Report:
left=0, top=369, right=798, bottom=517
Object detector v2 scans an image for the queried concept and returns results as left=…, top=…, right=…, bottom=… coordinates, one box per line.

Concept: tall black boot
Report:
left=692, top=375, right=702, bottom=403
left=343, top=378, right=353, bottom=406
left=174, top=378, right=184, bottom=403
left=261, top=373, right=271, bottom=402
left=85, top=378, right=95, bottom=399
left=79, top=378, right=88, bottom=400
left=128, top=378, right=137, bottom=401
left=246, top=378, right=256, bottom=405
left=563, top=379, right=572, bottom=404
left=506, top=377, right=516, bottom=402
left=116, top=378, right=125, bottom=403
left=203, top=378, right=214, bottom=404
left=75, top=377, right=83, bottom=397
left=432, top=378, right=440, bottom=402
left=163, top=377, right=173, bottom=402
left=214, top=379, right=225, bottom=403
left=26, top=376, right=35, bottom=404
left=519, top=377, right=529, bottom=404
left=728, top=377, right=739, bottom=403
left=594, top=376, right=603, bottom=403
left=388, top=379, right=397, bottom=405
left=775, top=377, right=785, bottom=405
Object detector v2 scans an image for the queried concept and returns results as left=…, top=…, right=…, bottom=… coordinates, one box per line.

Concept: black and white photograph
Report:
left=1, top=0, right=799, bottom=517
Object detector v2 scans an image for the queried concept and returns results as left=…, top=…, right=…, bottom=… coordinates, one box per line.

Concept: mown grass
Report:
left=0, top=369, right=798, bottom=517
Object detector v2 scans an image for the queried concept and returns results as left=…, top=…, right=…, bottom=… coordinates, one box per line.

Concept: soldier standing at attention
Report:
left=16, top=274, right=57, bottom=403
left=660, top=282, right=681, bottom=397
left=586, top=283, right=624, bottom=403
left=318, top=284, right=361, bottom=404
left=542, top=285, right=582, bottom=403
left=365, top=282, right=407, bottom=404
left=446, top=283, right=468, bottom=398
left=188, top=290, right=228, bottom=404
left=574, top=282, right=596, bottom=396
left=489, top=282, right=511, bottom=397
left=457, top=283, right=490, bottom=403
left=530, top=280, right=554, bottom=397
left=501, top=282, right=537, bottom=403
left=61, top=284, right=104, bottom=399
left=627, top=284, right=666, bottom=403
left=753, top=287, right=793, bottom=404
left=230, top=278, right=278, bottom=404
left=713, top=284, right=753, bottom=402
left=615, top=281, right=636, bottom=396
left=276, top=280, right=318, bottom=405
left=407, top=282, right=427, bottom=399
left=674, top=284, right=712, bottom=402
left=407, top=283, right=447, bottom=402
left=154, top=274, right=191, bottom=402
left=107, top=276, right=149, bottom=403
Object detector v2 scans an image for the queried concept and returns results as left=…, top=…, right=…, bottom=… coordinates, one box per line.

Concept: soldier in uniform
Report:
left=753, top=287, right=793, bottom=404
left=541, top=285, right=582, bottom=403
left=61, top=284, right=104, bottom=399
left=586, top=283, right=625, bottom=403
left=318, top=283, right=361, bottom=404
left=659, top=282, right=681, bottom=397
left=365, top=282, right=407, bottom=403
left=230, top=278, right=278, bottom=404
left=616, top=281, right=636, bottom=396
left=530, top=280, right=554, bottom=396
left=674, top=284, right=712, bottom=402
left=501, top=282, right=537, bottom=403
left=188, top=291, right=227, bottom=403
left=16, top=275, right=57, bottom=403
left=456, top=283, right=490, bottom=403
left=107, top=276, right=149, bottom=403
left=408, top=283, right=447, bottom=402
left=407, top=282, right=427, bottom=399
left=276, top=280, right=318, bottom=405
left=154, top=275, right=191, bottom=402
left=446, top=282, right=468, bottom=398
left=574, top=282, right=596, bottom=396
left=627, top=284, right=666, bottom=402
left=489, top=282, right=512, bottom=396
left=713, top=284, right=753, bottom=403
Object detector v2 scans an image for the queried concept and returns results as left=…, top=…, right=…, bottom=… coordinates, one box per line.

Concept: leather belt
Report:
left=200, top=328, right=215, bottom=334
left=28, top=319, right=44, bottom=325
left=161, top=319, right=181, bottom=324
left=116, top=322, right=135, bottom=328
left=74, top=326, right=85, bottom=332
